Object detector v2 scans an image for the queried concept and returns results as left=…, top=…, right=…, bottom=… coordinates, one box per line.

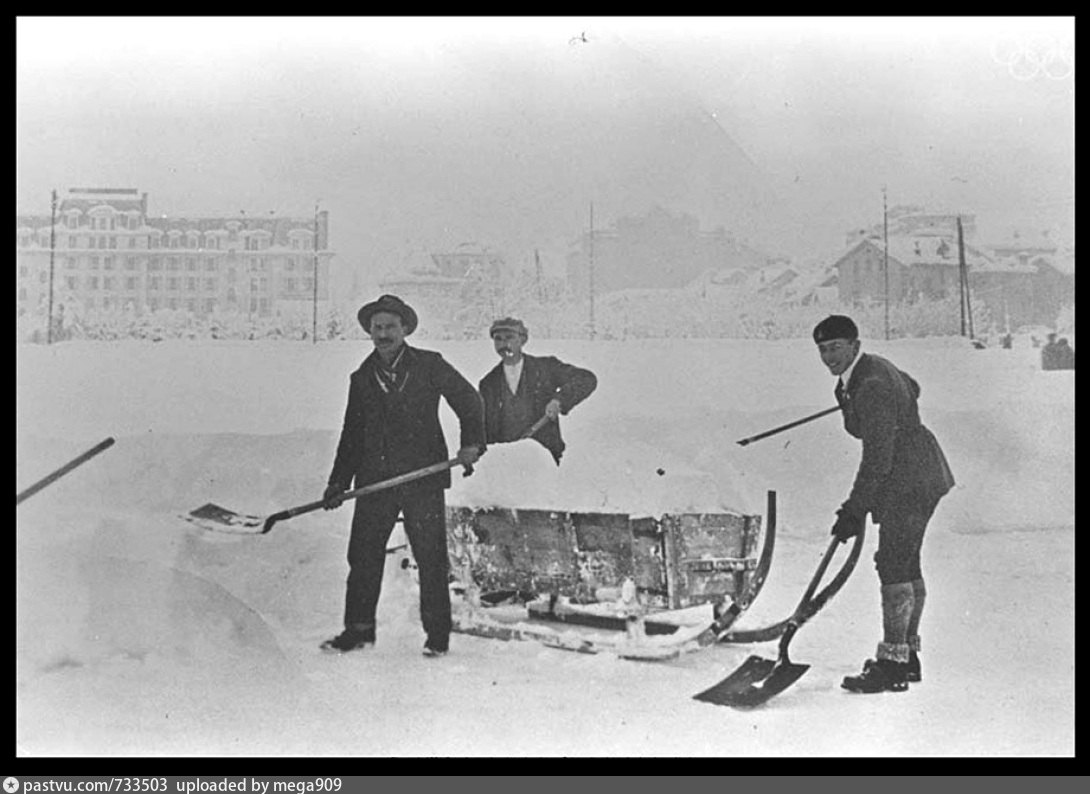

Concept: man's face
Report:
left=817, top=337, right=860, bottom=377
left=493, top=330, right=525, bottom=362
left=369, top=312, right=406, bottom=355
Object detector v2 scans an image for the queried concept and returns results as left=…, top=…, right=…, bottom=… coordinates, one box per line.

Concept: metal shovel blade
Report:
left=692, top=655, right=810, bottom=708
left=184, top=503, right=264, bottom=533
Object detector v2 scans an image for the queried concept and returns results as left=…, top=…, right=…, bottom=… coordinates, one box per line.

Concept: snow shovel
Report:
left=736, top=406, right=840, bottom=446
left=17, top=437, right=115, bottom=505
left=693, top=531, right=856, bottom=708
left=518, top=413, right=553, bottom=440
left=186, top=457, right=474, bottom=535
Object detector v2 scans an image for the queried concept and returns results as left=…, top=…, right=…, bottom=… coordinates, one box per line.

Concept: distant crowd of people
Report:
left=1041, top=332, right=1075, bottom=370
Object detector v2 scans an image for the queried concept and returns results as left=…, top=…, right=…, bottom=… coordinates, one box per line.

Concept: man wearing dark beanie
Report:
left=813, top=315, right=955, bottom=693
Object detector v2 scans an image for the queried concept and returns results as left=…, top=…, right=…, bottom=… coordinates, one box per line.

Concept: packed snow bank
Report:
left=449, top=437, right=758, bottom=517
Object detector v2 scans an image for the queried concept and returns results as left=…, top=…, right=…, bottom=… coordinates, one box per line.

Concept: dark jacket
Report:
left=328, top=344, right=485, bottom=492
left=479, top=353, right=597, bottom=462
left=837, top=352, right=955, bottom=524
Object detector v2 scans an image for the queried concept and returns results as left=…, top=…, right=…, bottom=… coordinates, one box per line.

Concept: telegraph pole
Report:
left=47, top=189, right=57, bottom=344
left=882, top=187, right=890, bottom=340
left=312, top=200, right=320, bottom=344
left=588, top=202, right=596, bottom=340
left=957, top=216, right=974, bottom=339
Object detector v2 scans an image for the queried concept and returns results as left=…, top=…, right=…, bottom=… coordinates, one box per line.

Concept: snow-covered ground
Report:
left=15, top=335, right=1074, bottom=756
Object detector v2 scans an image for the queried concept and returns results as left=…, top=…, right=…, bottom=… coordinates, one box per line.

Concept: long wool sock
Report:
left=907, top=578, right=926, bottom=642
left=881, top=582, right=915, bottom=647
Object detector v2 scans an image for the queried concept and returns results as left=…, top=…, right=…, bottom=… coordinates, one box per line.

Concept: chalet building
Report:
left=378, top=243, right=507, bottom=337
left=16, top=188, right=334, bottom=320
left=833, top=233, right=1072, bottom=328
left=566, top=205, right=770, bottom=298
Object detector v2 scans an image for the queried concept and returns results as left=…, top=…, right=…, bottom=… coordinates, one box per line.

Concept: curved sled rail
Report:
left=717, top=524, right=865, bottom=644
left=707, top=490, right=778, bottom=637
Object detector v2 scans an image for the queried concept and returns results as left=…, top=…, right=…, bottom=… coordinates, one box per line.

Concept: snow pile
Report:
left=449, top=437, right=757, bottom=517
left=15, top=337, right=1074, bottom=756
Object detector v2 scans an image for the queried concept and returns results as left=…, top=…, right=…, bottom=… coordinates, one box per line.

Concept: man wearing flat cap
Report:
left=813, top=314, right=955, bottom=693
left=320, top=294, right=485, bottom=657
left=479, top=316, right=597, bottom=465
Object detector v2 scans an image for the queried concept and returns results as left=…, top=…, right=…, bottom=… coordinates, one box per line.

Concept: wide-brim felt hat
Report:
left=357, top=294, right=418, bottom=335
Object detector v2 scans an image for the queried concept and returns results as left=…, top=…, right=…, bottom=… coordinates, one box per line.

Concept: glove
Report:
left=323, top=483, right=347, bottom=510
left=831, top=506, right=865, bottom=544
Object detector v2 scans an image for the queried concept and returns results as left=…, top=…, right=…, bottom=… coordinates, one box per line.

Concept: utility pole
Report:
left=588, top=202, right=596, bottom=340
left=957, top=216, right=974, bottom=339
left=534, top=248, right=543, bottom=301
left=47, top=189, right=57, bottom=344
left=957, top=218, right=966, bottom=337
left=883, top=187, right=890, bottom=340
left=312, top=201, right=320, bottom=344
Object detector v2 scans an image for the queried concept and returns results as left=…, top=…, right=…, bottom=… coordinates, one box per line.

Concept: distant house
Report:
left=566, top=205, right=771, bottom=298
left=377, top=242, right=507, bottom=336
left=832, top=232, right=1072, bottom=327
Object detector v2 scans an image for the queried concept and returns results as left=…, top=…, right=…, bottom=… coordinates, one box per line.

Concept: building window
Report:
left=187, top=278, right=197, bottom=292
left=303, top=277, right=314, bottom=292
left=149, top=236, right=160, bottom=249
left=204, top=278, right=216, bottom=291
left=109, top=236, right=117, bottom=249
left=66, top=216, right=77, bottom=229
left=86, top=297, right=96, bottom=309
left=167, top=257, right=178, bottom=270
left=125, top=257, right=136, bottom=270
left=103, top=257, right=114, bottom=270
left=167, top=277, right=179, bottom=291
left=169, top=237, right=179, bottom=249
left=128, top=237, right=137, bottom=249
left=39, top=271, right=48, bottom=284
left=168, top=298, right=178, bottom=310
left=227, top=288, right=237, bottom=303
left=291, top=238, right=300, bottom=250
left=204, top=298, right=215, bottom=313
left=148, top=298, right=159, bottom=311
left=205, top=258, right=216, bottom=271
left=186, top=258, right=197, bottom=271
left=87, top=236, right=96, bottom=249
left=66, top=257, right=76, bottom=269
left=102, top=297, right=113, bottom=310
left=149, top=276, right=161, bottom=290
left=148, top=257, right=161, bottom=271
left=286, top=278, right=296, bottom=292
left=88, top=276, right=99, bottom=290
left=90, top=256, right=100, bottom=269
left=68, top=235, right=77, bottom=248
left=125, top=277, right=137, bottom=290
left=104, top=277, right=114, bottom=290
left=259, top=298, right=269, bottom=315
left=65, top=277, right=77, bottom=290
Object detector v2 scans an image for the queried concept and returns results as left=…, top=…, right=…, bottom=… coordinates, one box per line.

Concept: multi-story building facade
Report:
left=16, top=187, right=334, bottom=320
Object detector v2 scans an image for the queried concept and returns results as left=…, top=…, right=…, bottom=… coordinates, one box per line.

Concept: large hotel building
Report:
left=16, top=188, right=334, bottom=319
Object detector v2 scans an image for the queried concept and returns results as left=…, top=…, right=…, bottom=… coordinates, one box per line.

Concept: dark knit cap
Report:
left=489, top=317, right=529, bottom=339
left=813, top=315, right=859, bottom=344
left=357, top=294, right=418, bottom=335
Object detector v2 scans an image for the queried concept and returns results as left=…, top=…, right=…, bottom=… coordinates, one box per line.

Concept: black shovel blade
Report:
left=693, top=655, right=810, bottom=708
left=184, top=503, right=264, bottom=533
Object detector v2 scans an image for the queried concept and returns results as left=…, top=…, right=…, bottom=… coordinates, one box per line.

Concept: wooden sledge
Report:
left=443, top=491, right=777, bottom=661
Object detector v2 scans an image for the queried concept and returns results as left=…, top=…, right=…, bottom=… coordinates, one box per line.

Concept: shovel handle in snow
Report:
left=518, top=414, right=553, bottom=440
left=262, top=457, right=474, bottom=534
left=736, top=406, right=840, bottom=446
left=17, top=437, right=115, bottom=506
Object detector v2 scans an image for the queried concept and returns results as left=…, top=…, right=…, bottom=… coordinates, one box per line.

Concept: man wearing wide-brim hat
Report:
left=320, top=294, right=485, bottom=657
left=478, top=316, right=597, bottom=465
left=813, top=314, right=955, bottom=693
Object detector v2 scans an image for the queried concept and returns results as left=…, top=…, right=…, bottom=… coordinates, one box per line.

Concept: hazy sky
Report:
left=16, top=16, right=1074, bottom=284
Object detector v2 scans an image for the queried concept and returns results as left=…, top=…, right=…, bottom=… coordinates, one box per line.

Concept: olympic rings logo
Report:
left=992, top=34, right=1074, bottom=80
